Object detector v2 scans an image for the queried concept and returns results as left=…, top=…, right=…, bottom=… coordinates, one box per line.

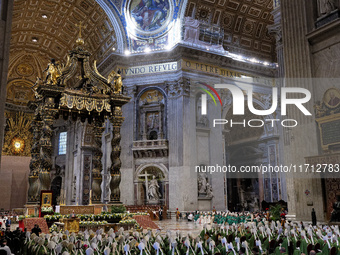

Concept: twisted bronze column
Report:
left=28, top=117, right=42, bottom=203
left=91, top=119, right=104, bottom=203
left=109, top=106, right=124, bottom=203
left=39, top=102, right=57, bottom=191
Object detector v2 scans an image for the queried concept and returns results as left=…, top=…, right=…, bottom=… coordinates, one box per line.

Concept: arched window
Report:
left=58, top=132, right=67, bottom=155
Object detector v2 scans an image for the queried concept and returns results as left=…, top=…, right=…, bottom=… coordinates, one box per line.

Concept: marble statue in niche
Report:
left=206, top=183, right=214, bottom=198
left=198, top=172, right=207, bottom=194
left=198, top=172, right=213, bottom=198
left=148, top=175, right=161, bottom=201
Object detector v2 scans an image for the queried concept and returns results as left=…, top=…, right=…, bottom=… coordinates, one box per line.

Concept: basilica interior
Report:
left=0, top=0, right=340, bottom=223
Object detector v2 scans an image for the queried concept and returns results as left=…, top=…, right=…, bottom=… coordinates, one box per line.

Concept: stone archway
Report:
left=51, top=176, right=62, bottom=206
left=223, top=94, right=284, bottom=211
left=224, top=101, right=265, bottom=212
left=134, top=164, right=169, bottom=206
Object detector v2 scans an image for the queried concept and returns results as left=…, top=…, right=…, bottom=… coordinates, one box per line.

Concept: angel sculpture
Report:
left=108, top=70, right=123, bottom=94
left=44, top=58, right=62, bottom=85
left=31, top=77, right=43, bottom=99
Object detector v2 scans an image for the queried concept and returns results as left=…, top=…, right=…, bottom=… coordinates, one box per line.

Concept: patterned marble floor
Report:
left=155, top=218, right=204, bottom=237
left=11, top=218, right=207, bottom=236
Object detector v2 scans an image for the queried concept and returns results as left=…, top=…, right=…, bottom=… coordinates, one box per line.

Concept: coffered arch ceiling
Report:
left=11, top=0, right=118, bottom=61
left=8, top=0, right=121, bottom=107
left=185, top=0, right=276, bottom=61
left=7, top=0, right=276, bottom=108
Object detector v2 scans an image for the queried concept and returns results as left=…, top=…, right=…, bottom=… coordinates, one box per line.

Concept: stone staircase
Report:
left=23, top=217, right=49, bottom=234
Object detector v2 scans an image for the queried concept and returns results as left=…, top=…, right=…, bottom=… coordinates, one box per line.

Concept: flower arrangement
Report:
left=44, top=214, right=63, bottom=221
left=79, top=220, right=108, bottom=226
left=18, top=215, right=27, bottom=221
left=76, top=212, right=148, bottom=221
left=119, top=219, right=137, bottom=225
left=41, top=206, right=54, bottom=213
left=25, top=212, right=148, bottom=222
left=49, top=223, right=58, bottom=233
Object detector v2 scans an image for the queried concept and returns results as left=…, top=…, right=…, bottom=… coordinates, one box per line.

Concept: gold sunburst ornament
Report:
left=11, top=137, right=25, bottom=154
left=2, top=112, right=33, bottom=156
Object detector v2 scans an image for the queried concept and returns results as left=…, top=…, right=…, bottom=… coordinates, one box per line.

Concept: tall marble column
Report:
left=109, top=106, right=124, bottom=203
left=268, top=0, right=296, bottom=219
left=39, top=99, right=57, bottom=191
left=167, top=77, right=197, bottom=211
left=0, top=1, right=14, bottom=168
left=92, top=118, right=104, bottom=203
left=120, top=86, right=136, bottom=205
left=280, top=0, right=321, bottom=221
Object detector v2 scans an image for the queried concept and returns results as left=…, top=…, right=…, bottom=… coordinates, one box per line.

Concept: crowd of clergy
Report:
left=0, top=210, right=339, bottom=255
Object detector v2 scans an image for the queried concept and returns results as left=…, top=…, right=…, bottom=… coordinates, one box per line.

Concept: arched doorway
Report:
left=51, top=176, right=62, bottom=206
left=227, top=147, right=262, bottom=212
left=134, top=164, right=168, bottom=206
left=224, top=101, right=266, bottom=212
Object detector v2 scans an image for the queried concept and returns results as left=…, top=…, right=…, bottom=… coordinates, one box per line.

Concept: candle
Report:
left=61, top=189, right=64, bottom=205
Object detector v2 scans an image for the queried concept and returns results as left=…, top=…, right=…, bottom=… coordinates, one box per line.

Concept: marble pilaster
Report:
left=0, top=1, right=13, bottom=169
left=120, top=86, right=138, bottom=205
left=280, top=0, right=324, bottom=221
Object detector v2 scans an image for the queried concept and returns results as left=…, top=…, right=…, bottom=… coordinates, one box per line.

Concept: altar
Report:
left=62, top=218, right=80, bottom=233
left=59, top=205, right=104, bottom=215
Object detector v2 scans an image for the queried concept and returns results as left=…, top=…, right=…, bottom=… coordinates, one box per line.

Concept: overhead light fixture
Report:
left=144, top=47, right=151, bottom=53
left=32, top=37, right=38, bottom=42
left=124, top=50, right=130, bottom=55
left=42, top=14, right=48, bottom=19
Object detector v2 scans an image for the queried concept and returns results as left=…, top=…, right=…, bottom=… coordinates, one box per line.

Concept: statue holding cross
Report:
left=148, top=175, right=161, bottom=201
left=139, top=171, right=161, bottom=204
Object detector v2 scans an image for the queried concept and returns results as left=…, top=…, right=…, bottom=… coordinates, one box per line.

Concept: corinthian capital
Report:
left=166, top=77, right=191, bottom=98
left=267, top=23, right=282, bottom=45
